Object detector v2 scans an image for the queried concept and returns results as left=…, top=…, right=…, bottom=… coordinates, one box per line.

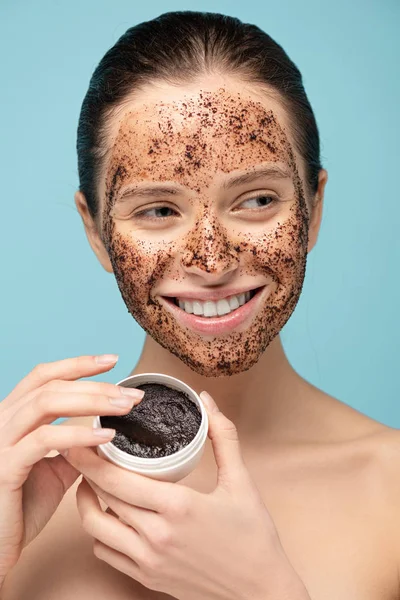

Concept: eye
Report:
left=236, top=194, right=278, bottom=211
left=134, top=205, right=178, bottom=221
left=132, top=194, right=279, bottom=222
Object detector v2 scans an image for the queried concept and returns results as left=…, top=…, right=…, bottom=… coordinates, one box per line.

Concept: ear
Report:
left=74, top=191, right=113, bottom=273
left=307, top=168, right=328, bottom=254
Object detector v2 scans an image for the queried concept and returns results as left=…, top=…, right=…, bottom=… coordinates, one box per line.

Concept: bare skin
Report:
left=3, top=75, right=400, bottom=599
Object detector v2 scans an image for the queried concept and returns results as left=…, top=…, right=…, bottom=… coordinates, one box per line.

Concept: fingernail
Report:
left=95, top=354, right=119, bottom=365
left=200, top=391, right=219, bottom=413
left=120, top=387, right=145, bottom=399
left=109, top=396, right=134, bottom=407
left=93, top=428, right=116, bottom=438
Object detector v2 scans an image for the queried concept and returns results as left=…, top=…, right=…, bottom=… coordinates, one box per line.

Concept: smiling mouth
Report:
left=157, top=285, right=268, bottom=336
left=162, top=286, right=265, bottom=319
left=170, top=287, right=260, bottom=307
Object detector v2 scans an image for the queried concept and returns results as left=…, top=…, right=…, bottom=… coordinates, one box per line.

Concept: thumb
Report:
left=46, top=454, right=81, bottom=490
left=199, top=390, right=246, bottom=488
left=21, top=456, right=81, bottom=548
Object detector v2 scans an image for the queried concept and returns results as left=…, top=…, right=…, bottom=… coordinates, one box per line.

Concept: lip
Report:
left=159, top=285, right=268, bottom=335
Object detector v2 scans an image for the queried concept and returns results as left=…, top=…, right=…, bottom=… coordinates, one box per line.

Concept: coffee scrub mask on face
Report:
left=99, top=87, right=310, bottom=378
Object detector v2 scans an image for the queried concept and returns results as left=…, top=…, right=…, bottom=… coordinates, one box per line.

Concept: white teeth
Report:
left=182, top=300, right=193, bottom=313
left=193, top=301, right=206, bottom=316
left=228, top=295, right=240, bottom=311
left=201, top=301, right=222, bottom=317
left=177, top=291, right=253, bottom=317
left=215, top=299, right=231, bottom=317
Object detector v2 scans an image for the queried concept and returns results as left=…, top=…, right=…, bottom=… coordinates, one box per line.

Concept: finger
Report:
left=1, top=425, right=116, bottom=486
left=33, top=379, right=144, bottom=398
left=91, top=540, right=143, bottom=584
left=85, top=476, right=160, bottom=538
left=3, top=388, right=142, bottom=447
left=199, top=391, right=246, bottom=488
left=10, top=379, right=145, bottom=414
left=64, top=445, right=174, bottom=513
left=76, top=478, right=146, bottom=564
left=2, top=354, right=119, bottom=407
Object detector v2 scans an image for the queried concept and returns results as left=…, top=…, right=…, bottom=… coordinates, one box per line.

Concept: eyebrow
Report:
left=115, top=164, right=293, bottom=203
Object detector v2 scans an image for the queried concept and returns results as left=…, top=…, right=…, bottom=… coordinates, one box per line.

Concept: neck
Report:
left=129, top=334, right=312, bottom=448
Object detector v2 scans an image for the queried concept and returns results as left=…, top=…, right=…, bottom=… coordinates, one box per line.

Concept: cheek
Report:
left=107, top=231, right=154, bottom=281
left=107, top=230, right=176, bottom=302
left=250, top=211, right=308, bottom=280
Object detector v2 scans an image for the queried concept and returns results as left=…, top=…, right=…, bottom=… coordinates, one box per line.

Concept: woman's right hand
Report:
left=0, top=354, right=144, bottom=586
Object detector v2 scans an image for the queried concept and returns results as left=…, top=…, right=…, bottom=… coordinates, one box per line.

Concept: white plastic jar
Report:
left=93, top=373, right=209, bottom=483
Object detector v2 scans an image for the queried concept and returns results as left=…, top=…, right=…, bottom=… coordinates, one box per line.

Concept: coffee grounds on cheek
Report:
left=100, top=383, right=202, bottom=458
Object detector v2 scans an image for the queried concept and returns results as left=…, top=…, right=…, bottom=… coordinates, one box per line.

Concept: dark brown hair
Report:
left=76, top=10, right=323, bottom=223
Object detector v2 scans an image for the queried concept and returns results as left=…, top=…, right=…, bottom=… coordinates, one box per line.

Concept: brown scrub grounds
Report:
left=100, top=383, right=202, bottom=458
left=99, top=86, right=311, bottom=378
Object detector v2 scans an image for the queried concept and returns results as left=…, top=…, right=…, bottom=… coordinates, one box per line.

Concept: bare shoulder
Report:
left=364, top=425, right=400, bottom=491
left=354, top=424, right=400, bottom=561
left=328, top=396, right=400, bottom=486
left=298, top=384, right=400, bottom=499
left=373, top=426, right=400, bottom=558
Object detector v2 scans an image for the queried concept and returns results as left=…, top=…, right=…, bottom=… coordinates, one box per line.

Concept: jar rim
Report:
left=94, top=373, right=208, bottom=474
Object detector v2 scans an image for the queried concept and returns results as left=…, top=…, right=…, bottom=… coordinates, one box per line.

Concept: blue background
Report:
left=1, top=1, right=399, bottom=427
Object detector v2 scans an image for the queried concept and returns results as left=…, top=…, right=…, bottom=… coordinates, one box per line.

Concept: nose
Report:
left=180, top=214, right=240, bottom=282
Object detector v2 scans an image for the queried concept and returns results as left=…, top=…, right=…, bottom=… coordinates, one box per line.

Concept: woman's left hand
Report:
left=61, top=391, right=310, bottom=600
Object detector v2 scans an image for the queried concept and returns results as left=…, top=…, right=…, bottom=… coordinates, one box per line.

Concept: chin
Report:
left=150, top=330, right=277, bottom=378
left=127, top=296, right=285, bottom=378
left=176, top=352, right=261, bottom=378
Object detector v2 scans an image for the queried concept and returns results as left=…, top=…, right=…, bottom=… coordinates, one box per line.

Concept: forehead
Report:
left=102, top=84, right=301, bottom=199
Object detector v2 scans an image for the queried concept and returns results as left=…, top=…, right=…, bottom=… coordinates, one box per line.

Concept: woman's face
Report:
left=97, top=80, right=311, bottom=377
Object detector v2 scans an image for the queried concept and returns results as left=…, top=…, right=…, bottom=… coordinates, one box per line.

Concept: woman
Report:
left=1, top=10, right=398, bottom=600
